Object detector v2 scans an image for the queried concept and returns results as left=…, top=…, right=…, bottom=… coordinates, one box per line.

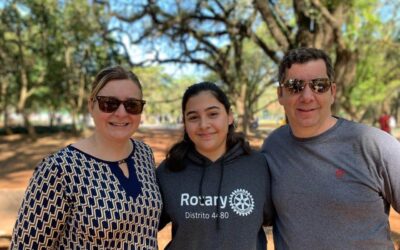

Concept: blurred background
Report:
left=0, top=0, right=399, bottom=137
left=1, top=0, right=400, bottom=249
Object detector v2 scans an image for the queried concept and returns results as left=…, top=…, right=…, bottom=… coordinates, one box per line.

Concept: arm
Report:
left=158, top=205, right=172, bottom=230
left=10, top=157, right=69, bottom=249
left=262, top=155, right=274, bottom=226
left=379, top=136, right=400, bottom=212
left=156, top=163, right=171, bottom=230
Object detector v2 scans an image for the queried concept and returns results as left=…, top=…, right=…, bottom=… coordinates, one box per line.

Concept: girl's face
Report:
left=89, top=79, right=143, bottom=143
left=184, top=91, right=233, bottom=161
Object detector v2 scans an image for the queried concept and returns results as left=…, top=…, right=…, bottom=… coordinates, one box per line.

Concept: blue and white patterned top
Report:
left=11, top=139, right=162, bottom=250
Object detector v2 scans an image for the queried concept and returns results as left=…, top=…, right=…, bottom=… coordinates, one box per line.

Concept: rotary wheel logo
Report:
left=229, top=189, right=254, bottom=216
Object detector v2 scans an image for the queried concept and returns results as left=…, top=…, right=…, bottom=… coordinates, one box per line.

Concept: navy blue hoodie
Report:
left=157, top=142, right=273, bottom=250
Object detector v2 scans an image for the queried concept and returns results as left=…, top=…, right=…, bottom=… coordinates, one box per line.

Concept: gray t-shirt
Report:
left=261, top=118, right=400, bottom=250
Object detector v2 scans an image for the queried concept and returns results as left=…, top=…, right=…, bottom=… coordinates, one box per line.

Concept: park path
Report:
left=0, top=127, right=399, bottom=249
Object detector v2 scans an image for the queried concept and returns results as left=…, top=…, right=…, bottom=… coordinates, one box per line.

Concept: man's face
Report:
left=278, top=59, right=336, bottom=138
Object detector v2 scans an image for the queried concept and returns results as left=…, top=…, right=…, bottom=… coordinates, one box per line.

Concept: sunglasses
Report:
left=95, top=96, right=146, bottom=115
left=281, top=78, right=332, bottom=94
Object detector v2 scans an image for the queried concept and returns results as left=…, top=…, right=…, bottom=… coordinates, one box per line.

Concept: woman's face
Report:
left=89, top=79, right=143, bottom=143
left=184, top=91, right=233, bottom=161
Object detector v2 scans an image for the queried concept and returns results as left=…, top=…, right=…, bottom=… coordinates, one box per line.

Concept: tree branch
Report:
left=310, top=0, right=345, bottom=49
left=253, top=0, right=290, bottom=50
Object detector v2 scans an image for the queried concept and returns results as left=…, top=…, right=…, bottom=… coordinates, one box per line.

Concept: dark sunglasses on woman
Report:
left=95, top=96, right=146, bottom=115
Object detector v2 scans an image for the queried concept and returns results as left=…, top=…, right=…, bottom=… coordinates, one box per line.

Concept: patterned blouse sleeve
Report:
left=10, top=156, right=70, bottom=249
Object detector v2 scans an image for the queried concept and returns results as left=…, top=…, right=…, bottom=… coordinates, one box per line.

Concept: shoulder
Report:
left=156, top=160, right=177, bottom=187
left=133, top=139, right=155, bottom=159
left=247, top=150, right=268, bottom=163
left=133, top=139, right=153, bottom=152
left=156, top=160, right=167, bottom=173
left=261, top=125, right=290, bottom=150
left=267, top=125, right=289, bottom=140
left=248, top=150, right=269, bottom=173
left=339, top=118, right=400, bottom=152
left=230, top=150, right=269, bottom=173
left=32, top=146, right=76, bottom=181
left=156, top=160, right=175, bottom=177
left=41, top=146, right=72, bottom=166
left=340, top=118, right=391, bottom=140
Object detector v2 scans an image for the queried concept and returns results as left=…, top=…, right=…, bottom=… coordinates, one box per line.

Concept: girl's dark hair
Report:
left=165, top=81, right=251, bottom=171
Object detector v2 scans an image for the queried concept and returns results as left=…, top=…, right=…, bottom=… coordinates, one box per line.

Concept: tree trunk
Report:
left=1, top=77, right=13, bottom=134
left=235, top=96, right=246, bottom=134
left=17, top=66, right=36, bottom=139
left=2, top=111, right=13, bottom=135
left=22, top=111, right=36, bottom=141
left=77, top=72, right=88, bottom=131
left=234, top=81, right=249, bottom=135
left=392, top=91, right=400, bottom=121
left=332, top=48, right=358, bottom=115
left=49, top=110, right=56, bottom=128
left=293, top=1, right=358, bottom=117
left=68, top=105, right=78, bottom=135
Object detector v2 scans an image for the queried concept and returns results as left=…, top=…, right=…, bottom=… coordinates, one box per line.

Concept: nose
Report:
left=114, top=103, right=129, bottom=116
left=299, top=83, right=315, bottom=102
left=199, top=117, right=209, bottom=129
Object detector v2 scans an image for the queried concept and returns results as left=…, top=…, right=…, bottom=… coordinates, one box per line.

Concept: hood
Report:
left=186, top=141, right=245, bottom=167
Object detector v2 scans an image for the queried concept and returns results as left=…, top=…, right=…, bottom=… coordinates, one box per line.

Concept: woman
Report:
left=157, top=82, right=273, bottom=249
left=10, top=66, right=162, bottom=249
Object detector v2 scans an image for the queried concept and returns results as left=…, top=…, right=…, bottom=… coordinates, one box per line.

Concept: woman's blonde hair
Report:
left=89, top=65, right=143, bottom=101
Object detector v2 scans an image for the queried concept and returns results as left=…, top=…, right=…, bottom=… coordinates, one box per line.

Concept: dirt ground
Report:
left=0, top=128, right=399, bottom=249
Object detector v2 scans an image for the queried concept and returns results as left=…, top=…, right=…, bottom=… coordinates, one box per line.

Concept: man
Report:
left=261, top=47, right=400, bottom=249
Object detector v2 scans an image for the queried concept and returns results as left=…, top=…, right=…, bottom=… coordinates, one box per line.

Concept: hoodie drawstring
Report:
left=199, top=165, right=206, bottom=203
left=216, top=158, right=225, bottom=230
left=198, top=158, right=225, bottom=230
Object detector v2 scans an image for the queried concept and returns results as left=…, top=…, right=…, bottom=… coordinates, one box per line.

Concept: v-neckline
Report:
left=67, top=139, right=143, bottom=199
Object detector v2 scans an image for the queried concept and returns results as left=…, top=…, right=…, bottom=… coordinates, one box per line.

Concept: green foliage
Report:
left=1, top=0, right=400, bottom=130
left=135, top=66, right=197, bottom=123
left=0, top=0, right=128, bottom=132
left=350, top=38, right=400, bottom=121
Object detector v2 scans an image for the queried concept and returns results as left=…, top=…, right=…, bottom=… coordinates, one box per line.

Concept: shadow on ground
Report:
left=1, top=127, right=399, bottom=250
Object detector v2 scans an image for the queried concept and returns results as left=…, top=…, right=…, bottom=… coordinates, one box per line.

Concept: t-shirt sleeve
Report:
left=379, top=136, right=400, bottom=212
left=10, top=157, right=69, bottom=249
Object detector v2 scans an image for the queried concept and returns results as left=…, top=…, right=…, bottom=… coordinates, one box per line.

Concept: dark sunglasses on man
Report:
left=94, top=96, right=146, bottom=115
left=280, top=78, right=332, bottom=95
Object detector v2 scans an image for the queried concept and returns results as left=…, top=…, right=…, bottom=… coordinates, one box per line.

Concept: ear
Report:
left=228, top=109, right=234, bottom=125
left=88, top=97, right=95, bottom=115
left=277, top=87, right=284, bottom=105
left=330, top=83, right=337, bottom=105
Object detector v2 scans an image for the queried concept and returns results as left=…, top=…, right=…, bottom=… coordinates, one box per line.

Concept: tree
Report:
left=98, top=0, right=395, bottom=132
left=97, top=0, right=278, bottom=133
left=134, top=66, right=188, bottom=123
left=0, top=0, right=129, bottom=136
left=0, top=1, right=49, bottom=138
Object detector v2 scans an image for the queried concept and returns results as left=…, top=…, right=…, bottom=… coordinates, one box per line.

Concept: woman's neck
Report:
left=76, top=134, right=133, bottom=161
